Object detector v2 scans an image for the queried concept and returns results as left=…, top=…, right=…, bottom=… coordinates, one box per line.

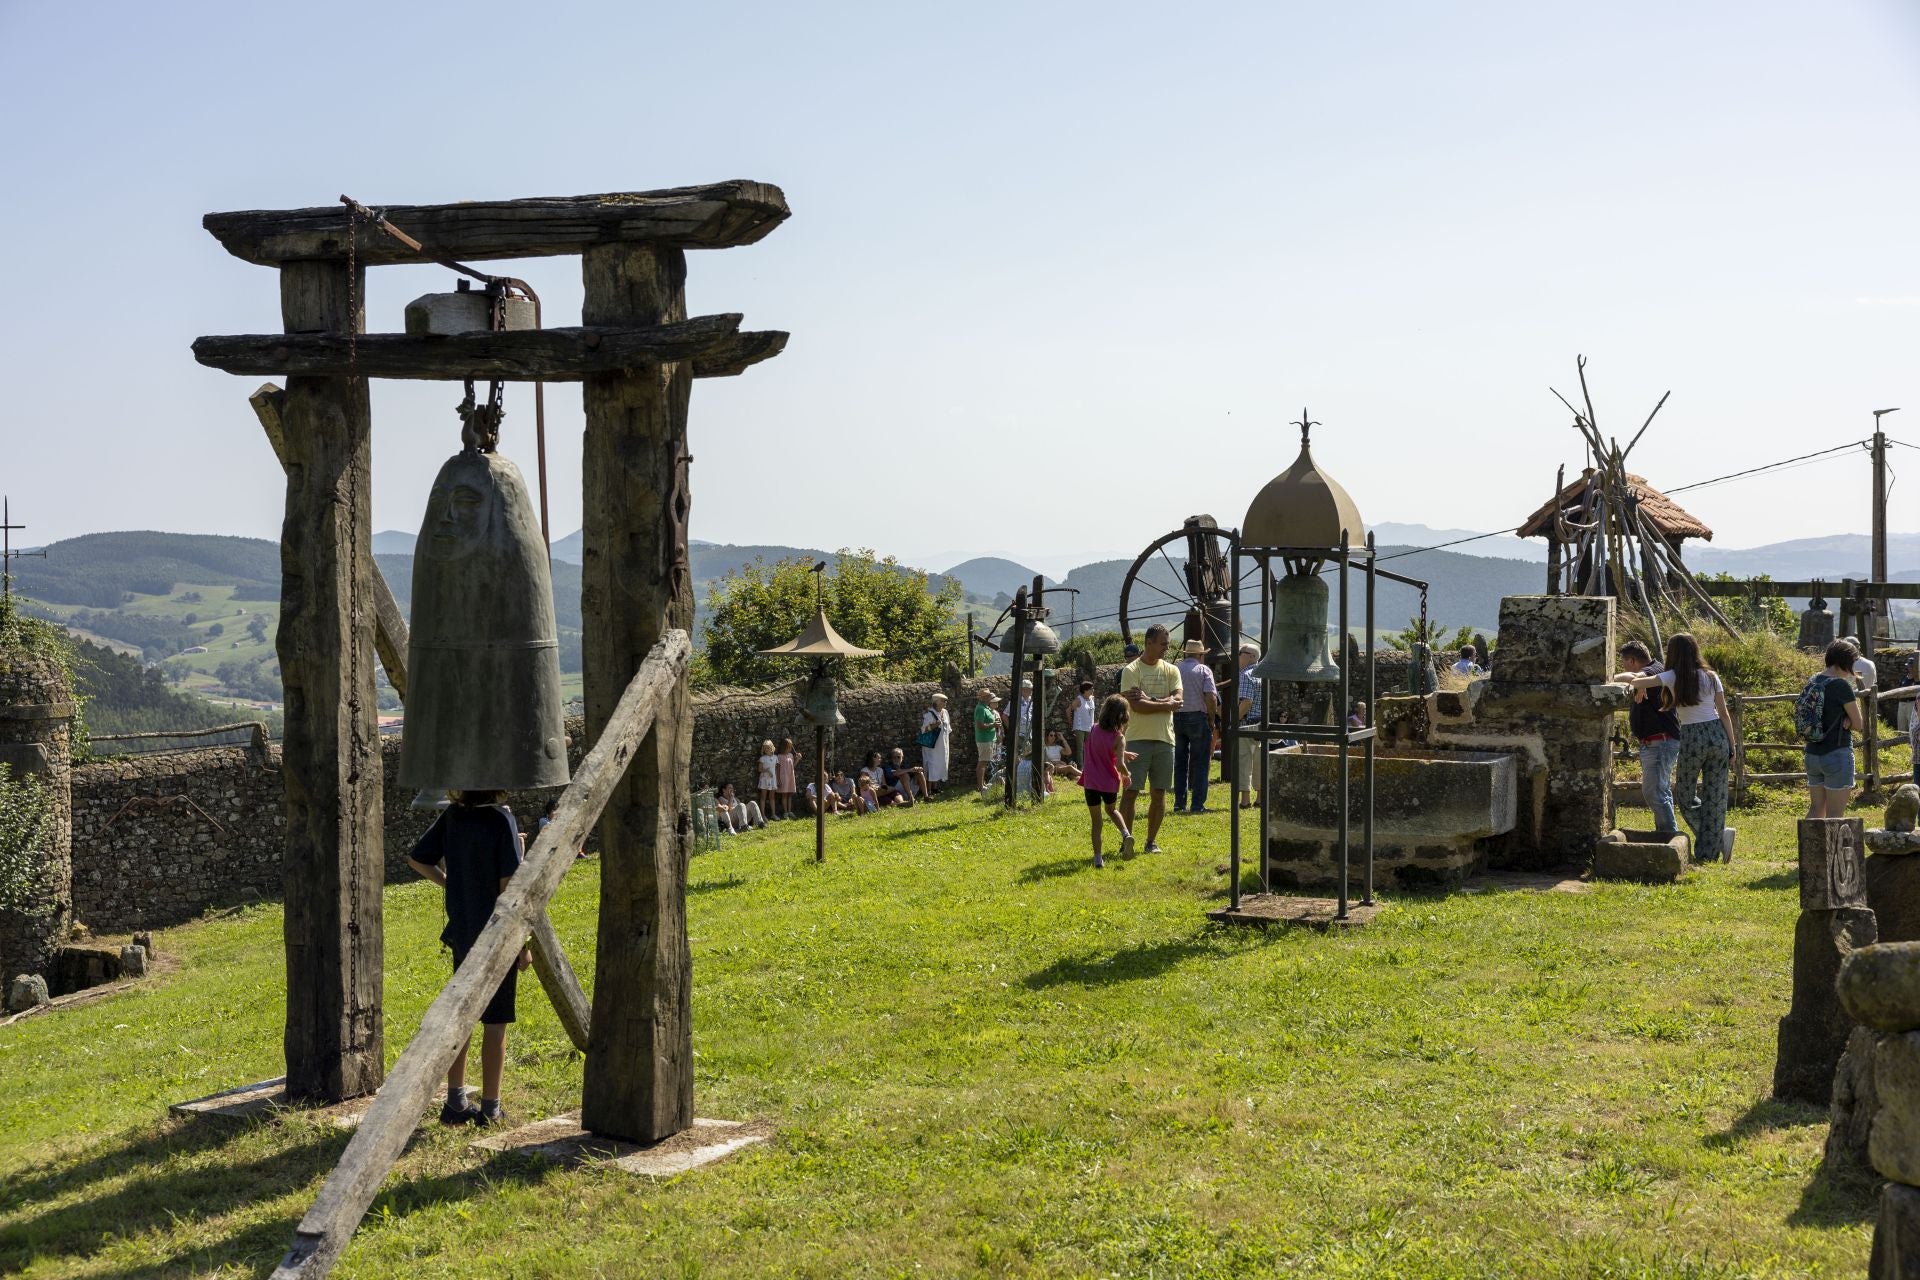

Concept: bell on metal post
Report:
left=1250, top=567, right=1341, bottom=683
left=1013, top=615, right=1062, bottom=656
left=399, top=448, right=571, bottom=793
left=800, top=667, right=845, bottom=728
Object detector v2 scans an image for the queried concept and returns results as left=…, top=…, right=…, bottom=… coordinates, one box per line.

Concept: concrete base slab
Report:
left=472, top=1112, right=772, bottom=1176
left=1207, top=893, right=1383, bottom=930
left=170, top=1077, right=382, bottom=1130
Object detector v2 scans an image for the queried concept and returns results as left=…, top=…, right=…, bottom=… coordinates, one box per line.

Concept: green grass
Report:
left=0, top=798, right=1878, bottom=1278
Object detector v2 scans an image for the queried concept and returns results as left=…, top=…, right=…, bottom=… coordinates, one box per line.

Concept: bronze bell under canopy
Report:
left=399, top=449, right=570, bottom=792
left=1250, top=568, right=1341, bottom=684
left=800, top=668, right=845, bottom=728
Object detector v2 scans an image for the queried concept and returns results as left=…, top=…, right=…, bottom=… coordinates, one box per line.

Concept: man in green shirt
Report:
left=973, top=689, right=1000, bottom=795
left=1119, top=623, right=1183, bottom=853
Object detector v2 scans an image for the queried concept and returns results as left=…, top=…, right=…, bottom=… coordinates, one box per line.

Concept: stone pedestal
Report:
left=1867, top=840, right=1920, bottom=945
left=1774, top=818, right=1877, bottom=1105
left=0, top=649, right=73, bottom=985
left=1872, top=1182, right=1920, bottom=1280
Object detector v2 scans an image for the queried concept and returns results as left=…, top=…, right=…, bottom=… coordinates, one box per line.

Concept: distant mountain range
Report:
left=24, top=527, right=1920, bottom=655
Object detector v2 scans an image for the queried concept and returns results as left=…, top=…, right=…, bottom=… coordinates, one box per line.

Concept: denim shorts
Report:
left=1804, top=746, right=1856, bottom=790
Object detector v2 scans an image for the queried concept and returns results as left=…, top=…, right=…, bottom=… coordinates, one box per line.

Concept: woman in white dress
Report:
left=920, top=692, right=952, bottom=793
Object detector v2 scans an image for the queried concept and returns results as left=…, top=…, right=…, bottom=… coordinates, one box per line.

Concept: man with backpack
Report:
left=1796, top=638, right=1867, bottom=819
left=1616, top=640, right=1680, bottom=835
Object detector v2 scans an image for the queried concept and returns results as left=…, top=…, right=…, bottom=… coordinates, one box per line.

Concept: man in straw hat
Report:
left=1172, top=637, right=1220, bottom=814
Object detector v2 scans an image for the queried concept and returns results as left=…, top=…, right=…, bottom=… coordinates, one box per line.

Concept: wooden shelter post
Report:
left=579, top=243, right=696, bottom=1142
left=275, top=261, right=385, bottom=1103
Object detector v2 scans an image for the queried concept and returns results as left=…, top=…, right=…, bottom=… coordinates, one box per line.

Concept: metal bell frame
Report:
left=1225, top=526, right=1378, bottom=922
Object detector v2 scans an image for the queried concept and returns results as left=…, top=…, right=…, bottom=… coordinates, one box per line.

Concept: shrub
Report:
left=0, top=763, right=54, bottom=916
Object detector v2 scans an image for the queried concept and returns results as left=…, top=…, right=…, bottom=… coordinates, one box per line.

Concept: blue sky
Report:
left=2, top=1, right=1917, bottom=574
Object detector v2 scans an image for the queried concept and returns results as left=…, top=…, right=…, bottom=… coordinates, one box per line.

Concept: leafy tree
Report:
left=701, top=550, right=965, bottom=688
left=246, top=615, right=268, bottom=643
left=0, top=763, right=54, bottom=916
left=1699, top=573, right=1796, bottom=639
left=1389, top=617, right=1477, bottom=654
left=1057, top=630, right=1125, bottom=669
left=206, top=622, right=224, bottom=638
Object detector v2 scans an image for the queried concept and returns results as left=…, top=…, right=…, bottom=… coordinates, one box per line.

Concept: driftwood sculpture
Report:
left=1526, top=356, right=1739, bottom=645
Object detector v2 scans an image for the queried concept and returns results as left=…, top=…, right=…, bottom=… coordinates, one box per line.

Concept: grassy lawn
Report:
left=0, top=794, right=1879, bottom=1278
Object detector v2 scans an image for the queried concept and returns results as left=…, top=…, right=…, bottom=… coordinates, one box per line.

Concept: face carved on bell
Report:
left=423, top=471, right=493, bottom=562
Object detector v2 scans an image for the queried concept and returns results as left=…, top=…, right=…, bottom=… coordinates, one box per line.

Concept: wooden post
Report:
left=1729, top=694, right=1749, bottom=807
left=1863, top=687, right=1882, bottom=799
left=272, top=637, right=686, bottom=1280
left=579, top=243, right=696, bottom=1143
left=275, top=261, right=384, bottom=1104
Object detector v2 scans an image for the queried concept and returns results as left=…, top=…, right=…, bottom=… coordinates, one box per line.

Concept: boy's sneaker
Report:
left=1092, top=854, right=1105, bottom=869
left=439, top=1099, right=480, bottom=1126
left=1145, top=840, right=1164, bottom=854
left=474, top=1102, right=509, bottom=1128
left=1119, top=834, right=1135, bottom=858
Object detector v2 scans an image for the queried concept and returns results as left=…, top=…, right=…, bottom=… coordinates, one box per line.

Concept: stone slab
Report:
left=471, top=1113, right=771, bottom=1175
left=169, top=1076, right=379, bottom=1129
left=1207, top=893, right=1384, bottom=930
left=1872, top=1181, right=1920, bottom=1280
left=1800, top=818, right=1868, bottom=910
left=1868, top=830, right=1920, bottom=856
left=1870, top=849, right=1920, bottom=945
left=1774, top=906, right=1880, bottom=1106
left=1593, top=829, right=1689, bottom=883
left=1871, top=1030, right=1920, bottom=1185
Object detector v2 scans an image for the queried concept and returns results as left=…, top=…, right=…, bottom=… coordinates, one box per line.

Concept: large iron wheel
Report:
left=1118, top=516, right=1268, bottom=666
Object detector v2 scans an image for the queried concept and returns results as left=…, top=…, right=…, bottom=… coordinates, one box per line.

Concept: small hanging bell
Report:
left=399, top=449, right=571, bottom=792
left=800, top=667, right=845, bottom=728
left=1250, top=568, right=1341, bottom=683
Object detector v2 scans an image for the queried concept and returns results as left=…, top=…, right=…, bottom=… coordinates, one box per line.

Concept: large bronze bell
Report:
left=800, top=667, right=845, bottom=727
left=1011, top=616, right=1062, bottom=656
left=399, top=449, right=571, bottom=792
left=1249, top=568, right=1340, bottom=683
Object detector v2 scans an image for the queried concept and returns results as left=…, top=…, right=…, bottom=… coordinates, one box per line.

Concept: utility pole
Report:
left=1872, top=409, right=1899, bottom=644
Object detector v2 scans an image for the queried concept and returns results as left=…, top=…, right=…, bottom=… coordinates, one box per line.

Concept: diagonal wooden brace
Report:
left=271, top=630, right=689, bottom=1280
left=248, top=384, right=592, bottom=1052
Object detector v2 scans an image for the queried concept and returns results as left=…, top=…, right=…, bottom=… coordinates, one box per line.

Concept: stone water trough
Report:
left=1265, top=745, right=1518, bottom=890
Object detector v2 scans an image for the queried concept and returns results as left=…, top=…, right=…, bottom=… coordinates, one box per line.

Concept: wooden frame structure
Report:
left=194, top=183, right=788, bottom=1277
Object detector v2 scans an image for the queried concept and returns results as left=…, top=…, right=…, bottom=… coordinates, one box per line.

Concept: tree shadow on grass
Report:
left=1017, top=856, right=1097, bottom=884
left=688, top=875, right=747, bottom=895
left=1022, top=927, right=1269, bottom=990
left=0, top=1116, right=558, bottom=1279
left=1702, top=1093, right=1825, bottom=1152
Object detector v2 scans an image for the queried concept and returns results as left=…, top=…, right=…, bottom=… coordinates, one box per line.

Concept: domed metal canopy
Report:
left=757, top=608, right=882, bottom=659
left=1241, top=411, right=1367, bottom=551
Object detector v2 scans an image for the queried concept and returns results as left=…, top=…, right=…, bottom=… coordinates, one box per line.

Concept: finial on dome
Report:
left=1293, top=408, right=1319, bottom=448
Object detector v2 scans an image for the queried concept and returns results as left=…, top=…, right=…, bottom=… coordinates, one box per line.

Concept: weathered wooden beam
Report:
left=205, top=181, right=788, bottom=266
left=251, top=383, right=410, bottom=699
left=579, top=242, right=696, bottom=1144
left=198, top=316, right=786, bottom=382
left=271, top=632, right=689, bottom=1280
left=1700, top=579, right=1920, bottom=601
left=527, top=912, right=592, bottom=1053
left=255, top=379, right=591, bottom=1049
left=275, top=263, right=385, bottom=1104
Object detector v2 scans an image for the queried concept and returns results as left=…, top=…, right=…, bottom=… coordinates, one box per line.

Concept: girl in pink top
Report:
left=1080, top=694, right=1136, bottom=868
left=774, top=738, right=798, bottom=819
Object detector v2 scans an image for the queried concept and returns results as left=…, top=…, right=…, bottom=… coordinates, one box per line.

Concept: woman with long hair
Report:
left=1617, top=632, right=1733, bottom=861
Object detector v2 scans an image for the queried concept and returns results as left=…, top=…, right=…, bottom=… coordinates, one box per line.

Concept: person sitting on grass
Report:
left=406, top=788, right=531, bottom=1128
left=885, top=746, right=927, bottom=803
left=716, top=781, right=765, bottom=831
left=1043, top=728, right=1081, bottom=792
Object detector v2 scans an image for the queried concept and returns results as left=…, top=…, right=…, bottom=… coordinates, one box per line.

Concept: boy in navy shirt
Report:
left=407, top=789, right=531, bottom=1126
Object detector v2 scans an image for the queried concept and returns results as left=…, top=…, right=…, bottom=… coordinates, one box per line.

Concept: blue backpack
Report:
left=1792, top=674, right=1837, bottom=743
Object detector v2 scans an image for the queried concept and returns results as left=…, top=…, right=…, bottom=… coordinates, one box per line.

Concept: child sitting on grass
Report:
left=1080, top=695, right=1136, bottom=868
left=406, top=789, right=532, bottom=1128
